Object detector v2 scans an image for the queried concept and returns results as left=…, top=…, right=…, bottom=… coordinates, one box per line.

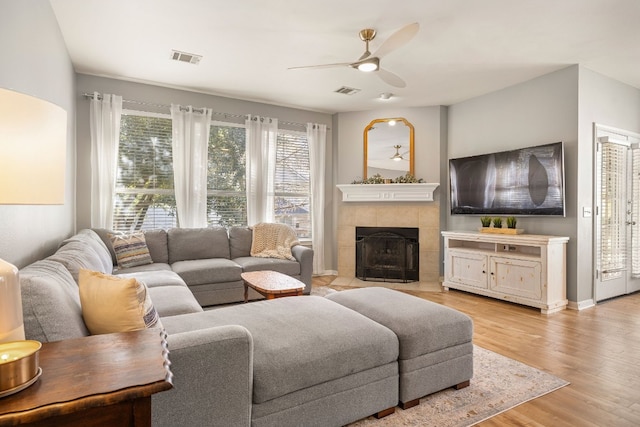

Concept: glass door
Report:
left=594, top=128, right=640, bottom=302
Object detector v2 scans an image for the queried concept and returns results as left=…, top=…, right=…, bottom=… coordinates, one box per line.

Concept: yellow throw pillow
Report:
left=78, top=269, right=161, bottom=335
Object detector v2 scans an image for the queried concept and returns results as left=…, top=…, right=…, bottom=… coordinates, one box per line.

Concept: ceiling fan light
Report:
left=390, top=144, right=403, bottom=161
left=357, top=61, right=378, bottom=72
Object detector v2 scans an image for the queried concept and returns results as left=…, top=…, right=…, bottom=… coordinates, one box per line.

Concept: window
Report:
left=113, top=112, right=312, bottom=239
left=114, top=112, right=177, bottom=232
left=274, top=131, right=311, bottom=239
left=207, top=122, right=247, bottom=227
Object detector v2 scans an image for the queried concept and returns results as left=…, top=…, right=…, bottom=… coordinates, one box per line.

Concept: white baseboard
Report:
left=567, top=299, right=595, bottom=310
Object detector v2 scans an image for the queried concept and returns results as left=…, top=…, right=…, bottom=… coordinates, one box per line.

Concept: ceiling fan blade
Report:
left=378, top=68, right=406, bottom=88
left=371, top=22, right=419, bottom=58
left=287, top=62, right=350, bottom=70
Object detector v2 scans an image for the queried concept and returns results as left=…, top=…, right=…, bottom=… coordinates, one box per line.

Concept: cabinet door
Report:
left=489, top=256, right=542, bottom=300
left=447, top=250, right=488, bottom=289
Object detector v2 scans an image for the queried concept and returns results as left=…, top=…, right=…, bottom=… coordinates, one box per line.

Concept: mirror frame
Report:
left=363, top=117, right=415, bottom=179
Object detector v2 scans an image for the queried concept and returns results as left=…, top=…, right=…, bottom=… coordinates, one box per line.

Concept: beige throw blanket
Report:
left=250, top=222, right=300, bottom=261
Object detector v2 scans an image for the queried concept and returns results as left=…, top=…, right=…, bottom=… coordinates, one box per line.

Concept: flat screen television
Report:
left=449, top=142, right=565, bottom=216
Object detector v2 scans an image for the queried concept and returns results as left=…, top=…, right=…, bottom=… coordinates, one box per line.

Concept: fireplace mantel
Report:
left=337, top=183, right=439, bottom=202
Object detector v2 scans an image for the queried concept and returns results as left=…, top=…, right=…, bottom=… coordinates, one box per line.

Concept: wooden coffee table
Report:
left=241, top=271, right=305, bottom=303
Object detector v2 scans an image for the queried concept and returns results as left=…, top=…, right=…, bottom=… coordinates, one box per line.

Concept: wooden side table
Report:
left=242, top=270, right=305, bottom=302
left=0, top=329, right=173, bottom=427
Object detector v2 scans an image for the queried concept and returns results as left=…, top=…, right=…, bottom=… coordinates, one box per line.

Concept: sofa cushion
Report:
left=148, top=285, right=204, bottom=317
left=115, top=262, right=172, bottom=275
left=78, top=269, right=161, bottom=335
left=326, top=287, right=474, bottom=359
left=117, top=269, right=186, bottom=288
left=168, top=227, right=230, bottom=263
left=171, top=258, right=242, bottom=286
left=143, top=229, right=169, bottom=264
left=61, top=229, right=113, bottom=274
left=160, top=296, right=399, bottom=404
left=110, top=232, right=154, bottom=269
left=20, top=260, right=90, bottom=342
left=92, top=228, right=119, bottom=265
left=232, top=256, right=300, bottom=276
left=93, top=228, right=169, bottom=266
left=47, top=240, right=110, bottom=282
left=229, top=226, right=252, bottom=259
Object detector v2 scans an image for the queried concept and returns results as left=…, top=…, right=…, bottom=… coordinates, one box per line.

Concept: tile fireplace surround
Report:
left=334, top=203, right=442, bottom=291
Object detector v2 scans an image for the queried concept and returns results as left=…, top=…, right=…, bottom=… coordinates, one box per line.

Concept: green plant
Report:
left=351, top=172, right=424, bottom=185
left=492, top=217, right=503, bottom=228
left=393, top=173, right=424, bottom=183
left=480, top=216, right=492, bottom=227
left=506, top=216, right=518, bottom=229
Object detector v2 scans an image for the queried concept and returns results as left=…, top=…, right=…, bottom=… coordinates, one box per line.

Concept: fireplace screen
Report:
left=356, top=227, right=419, bottom=282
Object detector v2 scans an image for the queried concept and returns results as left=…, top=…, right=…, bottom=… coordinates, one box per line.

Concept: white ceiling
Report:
left=49, top=0, right=640, bottom=114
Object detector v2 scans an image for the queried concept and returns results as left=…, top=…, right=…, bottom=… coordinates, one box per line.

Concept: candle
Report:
left=0, top=341, right=41, bottom=364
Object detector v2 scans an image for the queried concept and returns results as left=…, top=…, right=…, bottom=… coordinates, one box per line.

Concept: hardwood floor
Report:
left=313, top=276, right=640, bottom=426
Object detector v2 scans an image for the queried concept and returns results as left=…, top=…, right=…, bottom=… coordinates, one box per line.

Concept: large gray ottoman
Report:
left=326, top=287, right=473, bottom=409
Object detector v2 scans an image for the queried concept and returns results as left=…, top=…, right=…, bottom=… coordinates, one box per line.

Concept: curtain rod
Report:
left=82, top=92, right=320, bottom=129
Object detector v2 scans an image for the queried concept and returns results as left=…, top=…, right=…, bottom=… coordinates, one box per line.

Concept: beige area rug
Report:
left=310, top=286, right=340, bottom=297
left=349, top=345, right=569, bottom=427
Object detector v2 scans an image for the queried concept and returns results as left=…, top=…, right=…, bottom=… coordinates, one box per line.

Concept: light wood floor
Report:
left=313, top=276, right=640, bottom=426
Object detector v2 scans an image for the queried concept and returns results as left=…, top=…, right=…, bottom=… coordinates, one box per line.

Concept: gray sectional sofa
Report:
left=19, top=228, right=474, bottom=427
left=93, top=226, right=313, bottom=306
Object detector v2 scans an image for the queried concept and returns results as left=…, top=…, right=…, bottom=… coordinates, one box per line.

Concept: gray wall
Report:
left=75, top=74, right=335, bottom=272
left=446, top=66, right=580, bottom=301
left=0, top=0, right=76, bottom=267
left=576, top=68, right=640, bottom=303
left=335, top=107, right=444, bottom=185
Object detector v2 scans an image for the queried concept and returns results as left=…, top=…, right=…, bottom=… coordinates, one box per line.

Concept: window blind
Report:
left=274, top=131, right=311, bottom=238
left=114, top=113, right=177, bottom=232
left=207, top=123, right=247, bottom=227
left=632, top=148, right=640, bottom=277
left=597, top=142, right=627, bottom=281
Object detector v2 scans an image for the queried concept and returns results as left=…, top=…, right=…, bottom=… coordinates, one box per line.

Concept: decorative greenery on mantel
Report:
left=351, top=173, right=424, bottom=185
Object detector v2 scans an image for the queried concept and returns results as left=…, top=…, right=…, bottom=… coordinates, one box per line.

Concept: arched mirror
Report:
left=363, top=117, right=414, bottom=179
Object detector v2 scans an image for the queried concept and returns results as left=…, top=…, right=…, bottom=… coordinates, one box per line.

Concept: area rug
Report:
left=310, top=285, right=339, bottom=297
left=349, top=345, right=569, bottom=427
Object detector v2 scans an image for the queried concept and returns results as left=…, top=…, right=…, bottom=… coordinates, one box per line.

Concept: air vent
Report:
left=170, top=50, right=202, bottom=65
left=334, top=86, right=361, bottom=95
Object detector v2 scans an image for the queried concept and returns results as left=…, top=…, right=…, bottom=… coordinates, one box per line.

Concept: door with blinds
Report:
left=595, top=128, right=640, bottom=301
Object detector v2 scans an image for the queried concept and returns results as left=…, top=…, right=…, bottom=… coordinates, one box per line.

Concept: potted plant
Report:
left=506, top=216, right=518, bottom=229
left=492, top=217, right=503, bottom=228
left=480, top=216, right=492, bottom=227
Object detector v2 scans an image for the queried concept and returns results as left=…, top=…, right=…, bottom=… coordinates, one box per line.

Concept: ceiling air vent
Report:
left=170, top=50, right=202, bottom=65
left=334, top=86, right=361, bottom=95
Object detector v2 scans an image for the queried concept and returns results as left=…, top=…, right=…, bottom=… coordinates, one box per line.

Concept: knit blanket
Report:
left=250, top=222, right=300, bottom=261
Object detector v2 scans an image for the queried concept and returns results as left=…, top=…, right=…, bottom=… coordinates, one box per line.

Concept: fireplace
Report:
left=356, top=227, right=419, bottom=283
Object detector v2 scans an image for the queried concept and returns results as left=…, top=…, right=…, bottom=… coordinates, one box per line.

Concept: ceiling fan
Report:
left=288, top=22, right=419, bottom=88
left=390, top=145, right=409, bottom=161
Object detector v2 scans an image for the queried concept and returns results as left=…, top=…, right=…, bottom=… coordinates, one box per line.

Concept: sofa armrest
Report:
left=292, top=245, right=314, bottom=294
left=152, top=325, right=253, bottom=427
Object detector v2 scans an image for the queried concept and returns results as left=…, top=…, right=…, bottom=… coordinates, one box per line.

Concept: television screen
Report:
left=449, top=142, right=565, bottom=216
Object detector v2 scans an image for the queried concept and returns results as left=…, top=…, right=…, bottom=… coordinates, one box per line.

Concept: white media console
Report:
left=442, top=231, right=569, bottom=314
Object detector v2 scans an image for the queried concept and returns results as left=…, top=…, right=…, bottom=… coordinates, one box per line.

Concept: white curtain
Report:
left=171, top=104, right=212, bottom=228
left=307, top=123, right=327, bottom=275
left=89, top=92, right=122, bottom=228
left=245, top=115, right=277, bottom=225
